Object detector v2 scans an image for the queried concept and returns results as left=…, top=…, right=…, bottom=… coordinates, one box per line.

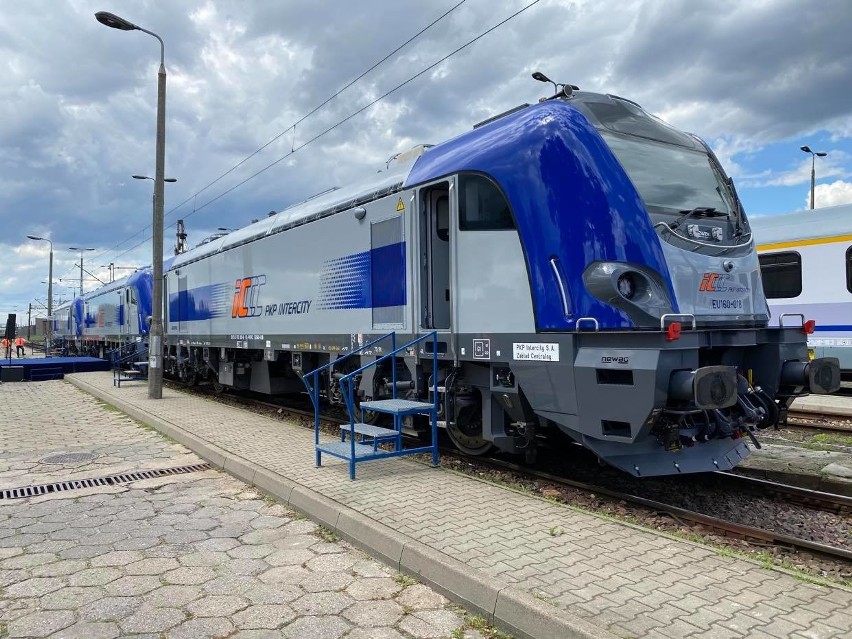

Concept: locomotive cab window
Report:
left=459, top=173, right=515, bottom=230
left=758, top=251, right=802, bottom=298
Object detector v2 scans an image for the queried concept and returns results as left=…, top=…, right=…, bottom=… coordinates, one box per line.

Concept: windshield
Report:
left=603, top=133, right=733, bottom=215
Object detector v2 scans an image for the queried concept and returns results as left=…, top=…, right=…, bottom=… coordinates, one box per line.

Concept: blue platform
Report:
left=0, top=357, right=111, bottom=381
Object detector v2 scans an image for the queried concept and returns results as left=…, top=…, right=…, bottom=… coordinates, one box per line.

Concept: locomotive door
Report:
left=418, top=180, right=455, bottom=358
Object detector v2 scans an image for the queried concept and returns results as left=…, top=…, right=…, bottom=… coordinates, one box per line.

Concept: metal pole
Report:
left=45, top=242, right=53, bottom=357
left=79, top=255, right=84, bottom=297
left=149, top=50, right=167, bottom=399
left=93, top=12, right=166, bottom=398
left=27, top=304, right=31, bottom=342
left=810, top=155, right=816, bottom=210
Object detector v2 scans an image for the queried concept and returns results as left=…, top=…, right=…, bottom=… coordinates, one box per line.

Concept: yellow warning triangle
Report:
left=396, top=197, right=405, bottom=212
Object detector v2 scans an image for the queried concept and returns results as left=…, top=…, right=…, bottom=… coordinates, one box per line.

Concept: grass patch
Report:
left=450, top=611, right=515, bottom=639
left=548, top=526, right=564, bottom=537
left=393, top=573, right=419, bottom=588
left=314, top=526, right=339, bottom=543
left=812, top=432, right=852, bottom=447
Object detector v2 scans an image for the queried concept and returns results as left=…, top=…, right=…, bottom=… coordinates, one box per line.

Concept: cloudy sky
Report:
left=2, top=0, right=852, bottom=326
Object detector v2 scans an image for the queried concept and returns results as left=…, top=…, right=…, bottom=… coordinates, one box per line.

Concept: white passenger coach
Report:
left=752, top=203, right=852, bottom=377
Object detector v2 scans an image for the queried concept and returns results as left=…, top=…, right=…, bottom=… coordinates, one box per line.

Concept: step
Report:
left=359, top=398, right=435, bottom=415
left=317, top=440, right=379, bottom=460
left=339, top=423, right=399, bottom=439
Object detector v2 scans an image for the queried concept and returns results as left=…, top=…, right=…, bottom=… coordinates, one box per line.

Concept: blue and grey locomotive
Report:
left=159, top=76, right=839, bottom=476
left=52, top=269, right=152, bottom=357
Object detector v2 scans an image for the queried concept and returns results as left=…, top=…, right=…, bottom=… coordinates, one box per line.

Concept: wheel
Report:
left=359, top=406, right=381, bottom=425
left=446, top=419, right=493, bottom=456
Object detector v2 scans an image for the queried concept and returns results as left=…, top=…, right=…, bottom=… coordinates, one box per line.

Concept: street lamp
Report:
left=97, top=10, right=169, bottom=399
left=26, top=235, right=53, bottom=356
left=800, top=145, right=828, bottom=210
left=68, top=248, right=95, bottom=296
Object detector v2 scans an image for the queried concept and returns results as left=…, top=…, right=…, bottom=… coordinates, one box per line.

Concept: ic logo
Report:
left=699, top=272, right=720, bottom=292
left=232, top=275, right=266, bottom=318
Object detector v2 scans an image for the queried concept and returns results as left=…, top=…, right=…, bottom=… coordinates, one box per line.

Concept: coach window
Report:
left=459, top=173, right=515, bottom=230
left=847, top=247, right=852, bottom=293
left=758, top=251, right=802, bottom=298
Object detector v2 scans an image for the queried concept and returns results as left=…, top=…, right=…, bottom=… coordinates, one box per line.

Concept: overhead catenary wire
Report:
left=98, top=0, right=542, bottom=265
left=90, top=0, right=468, bottom=267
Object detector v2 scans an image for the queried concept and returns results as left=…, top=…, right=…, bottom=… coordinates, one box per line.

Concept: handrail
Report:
left=301, top=332, right=398, bottom=455
left=301, top=333, right=396, bottom=401
left=113, top=346, right=148, bottom=368
left=339, top=331, right=438, bottom=437
left=306, top=330, right=440, bottom=478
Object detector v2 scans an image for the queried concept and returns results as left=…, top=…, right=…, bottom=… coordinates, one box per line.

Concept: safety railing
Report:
left=302, top=331, right=440, bottom=479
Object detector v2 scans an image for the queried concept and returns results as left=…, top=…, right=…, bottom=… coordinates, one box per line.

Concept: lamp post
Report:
left=800, top=145, right=828, bottom=210
left=97, top=10, right=169, bottom=399
left=68, top=248, right=95, bottom=297
left=26, top=235, right=53, bottom=356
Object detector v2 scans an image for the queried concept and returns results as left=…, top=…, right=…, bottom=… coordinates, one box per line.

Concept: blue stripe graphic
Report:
left=169, top=283, right=229, bottom=322
left=319, top=242, right=406, bottom=310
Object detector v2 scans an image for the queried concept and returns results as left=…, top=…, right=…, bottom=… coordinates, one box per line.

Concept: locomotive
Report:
left=86, top=76, right=841, bottom=476
left=52, top=269, right=151, bottom=358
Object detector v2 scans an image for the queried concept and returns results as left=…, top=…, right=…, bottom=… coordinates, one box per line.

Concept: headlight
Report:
left=617, top=273, right=636, bottom=300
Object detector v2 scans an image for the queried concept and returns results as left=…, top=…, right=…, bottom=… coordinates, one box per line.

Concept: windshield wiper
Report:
left=669, top=206, right=726, bottom=230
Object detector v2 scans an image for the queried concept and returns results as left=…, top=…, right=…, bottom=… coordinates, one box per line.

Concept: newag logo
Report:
left=232, top=275, right=266, bottom=318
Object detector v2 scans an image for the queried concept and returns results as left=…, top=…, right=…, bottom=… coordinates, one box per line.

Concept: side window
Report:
left=459, top=173, right=515, bottom=231
left=758, top=251, right=802, bottom=299
left=847, top=246, right=852, bottom=294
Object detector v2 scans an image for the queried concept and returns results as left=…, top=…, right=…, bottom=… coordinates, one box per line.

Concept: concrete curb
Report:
left=67, top=375, right=616, bottom=639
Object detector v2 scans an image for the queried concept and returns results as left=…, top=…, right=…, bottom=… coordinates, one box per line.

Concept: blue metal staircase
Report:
left=302, top=331, right=440, bottom=480
left=111, top=345, right=150, bottom=387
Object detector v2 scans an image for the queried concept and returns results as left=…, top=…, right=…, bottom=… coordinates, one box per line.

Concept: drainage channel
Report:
left=0, top=463, right=212, bottom=500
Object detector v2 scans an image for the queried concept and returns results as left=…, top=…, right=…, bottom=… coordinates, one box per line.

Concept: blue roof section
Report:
left=405, top=100, right=675, bottom=329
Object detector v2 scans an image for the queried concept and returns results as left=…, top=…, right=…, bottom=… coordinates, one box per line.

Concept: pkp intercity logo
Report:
left=698, top=272, right=721, bottom=292
left=232, top=275, right=266, bottom=318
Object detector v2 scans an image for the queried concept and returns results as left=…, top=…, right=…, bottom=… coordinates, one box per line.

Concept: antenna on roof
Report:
left=531, top=71, right=579, bottom=99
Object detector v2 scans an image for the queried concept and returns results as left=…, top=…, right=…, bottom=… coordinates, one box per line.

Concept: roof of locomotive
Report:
left=749, top=203, right=852, bottom=245
left=169, top=154, right=418, bottom=268
left=168, top=90, right=700, bottom=268
left=80, top=268, right=151, bottom=302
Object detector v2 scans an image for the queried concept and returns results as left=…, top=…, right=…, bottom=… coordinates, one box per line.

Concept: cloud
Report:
left=738, top=152, right=849, bottom=188
left=812, top=180, right=852, bottom=208
left=3, top=0, right=852, bottom=319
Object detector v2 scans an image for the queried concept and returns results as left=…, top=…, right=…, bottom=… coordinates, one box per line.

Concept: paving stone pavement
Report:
left=64, top=372, right=852, bottom=639
left=0, top=380, right=490, bottom=638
